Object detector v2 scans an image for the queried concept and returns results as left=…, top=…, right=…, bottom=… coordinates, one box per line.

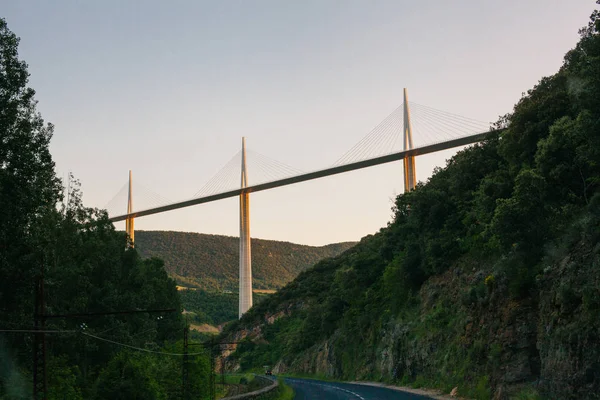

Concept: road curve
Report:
left=285, top=377, right=432, bottom=400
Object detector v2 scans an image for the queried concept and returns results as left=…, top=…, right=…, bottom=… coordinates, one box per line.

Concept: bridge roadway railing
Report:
left=221, top=375, right=278, bottom=400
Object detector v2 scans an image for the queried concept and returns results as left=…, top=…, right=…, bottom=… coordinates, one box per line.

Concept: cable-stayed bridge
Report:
left=103, top=90, right=499, bottom=317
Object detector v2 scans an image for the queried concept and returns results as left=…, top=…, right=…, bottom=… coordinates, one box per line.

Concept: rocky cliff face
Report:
left=220, top=233, right=600, bottom=399
left=536, top=238, right=600, bottom=399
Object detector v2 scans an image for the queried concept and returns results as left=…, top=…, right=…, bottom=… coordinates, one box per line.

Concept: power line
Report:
left=42, top=308, right=176, bottom=319
left=0, top=329, right=77, bottom=334
left=81, top=331, right=207, bottom=356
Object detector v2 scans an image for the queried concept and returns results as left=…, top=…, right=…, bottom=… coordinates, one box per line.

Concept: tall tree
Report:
left=0, top=18, right=196, bottom=398
left=0, top=17, right=62, bottom=361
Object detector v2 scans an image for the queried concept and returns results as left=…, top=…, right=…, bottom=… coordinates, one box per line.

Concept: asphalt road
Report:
left=285, top=378, right=432, bottom=400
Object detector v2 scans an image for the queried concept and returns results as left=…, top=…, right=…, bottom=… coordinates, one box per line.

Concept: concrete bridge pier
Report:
left=125, top=170, right=135, bottom=247
left=239, top=137, right=252, bottom=318
left=403, top=88, right=417, bottom=192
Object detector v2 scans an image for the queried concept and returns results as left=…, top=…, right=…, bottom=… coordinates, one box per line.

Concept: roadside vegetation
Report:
left=266, top=379, right=294, bottom=400
left=214, top=374, right=290, bottom=400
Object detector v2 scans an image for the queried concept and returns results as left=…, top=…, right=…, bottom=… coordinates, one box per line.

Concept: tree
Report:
left=0, top=17, right=63, bottom=363
left=0, top=20, right=187, bottom=397
left=94, top=352, right=166, bottom=400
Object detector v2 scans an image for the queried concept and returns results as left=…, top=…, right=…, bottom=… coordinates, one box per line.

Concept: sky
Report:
left=2, top=1, right=597, bottom=246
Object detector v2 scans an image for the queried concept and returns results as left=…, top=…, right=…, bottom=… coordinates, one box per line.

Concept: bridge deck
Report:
left=108, top=130, right=497, bottom=222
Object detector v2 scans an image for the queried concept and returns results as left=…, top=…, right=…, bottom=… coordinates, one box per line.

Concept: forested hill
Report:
left=221, top=9, right=600, bottom=400
left=134, top=231, right=354, bottom=291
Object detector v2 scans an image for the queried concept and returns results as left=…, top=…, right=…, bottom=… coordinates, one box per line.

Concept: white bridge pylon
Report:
left=239, top=137, right=252, bottom=317
left=403, top=88, right=416, bottom=192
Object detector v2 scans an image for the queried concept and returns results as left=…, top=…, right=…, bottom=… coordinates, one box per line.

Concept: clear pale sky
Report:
left=2, top=1, right=597, bottom=245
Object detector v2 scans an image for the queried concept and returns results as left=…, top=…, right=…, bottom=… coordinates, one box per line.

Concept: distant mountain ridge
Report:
left=134, top=230, right=355, bottom=291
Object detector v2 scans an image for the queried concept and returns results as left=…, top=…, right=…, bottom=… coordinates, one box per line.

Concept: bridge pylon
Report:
left=239, top=137, right=252, bottom=318
left=125, top=170, right=135, bottom=247
left=403, top=88, right=417, bottom=192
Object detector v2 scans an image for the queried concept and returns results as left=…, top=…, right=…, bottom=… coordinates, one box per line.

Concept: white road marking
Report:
left=287, top=379, right=366, bottom=400
left=335, top=386, right=366, bottom=400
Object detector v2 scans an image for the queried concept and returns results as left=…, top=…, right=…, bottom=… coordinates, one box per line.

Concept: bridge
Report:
left=103, top=89, right=497, bottom=318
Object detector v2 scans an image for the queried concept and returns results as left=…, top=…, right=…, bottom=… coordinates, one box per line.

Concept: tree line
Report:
left=0, top=18, right=210, bottom=399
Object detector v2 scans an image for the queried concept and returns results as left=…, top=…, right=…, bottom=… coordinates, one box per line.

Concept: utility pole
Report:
left=33, top=274, right=47, bottom=400
left=210, top=344, right=216, bottom=400
left=182, top=323, right=189, bottom=400
left=221, top=354, right=225, bottom=386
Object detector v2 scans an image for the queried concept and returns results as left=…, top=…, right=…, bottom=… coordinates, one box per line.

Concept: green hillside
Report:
left=134, top=230, right=354, bottom=291
left=221, top=9, right=600, bottom=400
left=179, top=290, right=271, bottom=327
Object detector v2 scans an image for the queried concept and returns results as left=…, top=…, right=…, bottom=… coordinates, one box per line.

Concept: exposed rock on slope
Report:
left=221, top=220, right=599, bottom=398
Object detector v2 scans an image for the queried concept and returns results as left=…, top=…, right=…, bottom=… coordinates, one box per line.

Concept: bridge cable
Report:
left=410, top=108, right=454, bottom=143
left=411, top=108, right=484, bottom=145
left=198, top=151, right=241, bottom=196
left=411, top=106, right=483, bottom=138
left=418, top=110, right=467, bottom=142
left=133, top=182, right=173, bottom=210
left=379, top=111, right=404, bottom=155
left=355, top=110, right=403, bottom=161
left=358, top=112, right=397, bottom=160
left=103, top=182, right=129, bottom=215
left=410, top=102, right=490, bottom=130
left=246, top=150, right=304, bottom=185
left=208, top=162, right=240, bottom=196
left=192, top=152, right=239, bottom=197
left=333, top=105, right=401, bottom=165
left=410, top=102, right=490, bottom=136
left=334, top=105, right=404, bottom=166
left=249, top=156, right=279, bottom=182
left=340, top=108, right=400, bottom=164
left=247, top=150, right=303, bottom=176
left=353, top=107, right=401, bottom=160
left=193, top=151, right=242, bottom=198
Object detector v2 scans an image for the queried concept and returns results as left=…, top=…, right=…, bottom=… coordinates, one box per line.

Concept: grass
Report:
left=272, top=378, right=295, bottom=400
left=216, top=373, right=268, bottom=399
left=224, top=376, right=294, bottom=400
left=278, top=372, right=340, bottom=383
left=215, top=373, right=255, bottom=385
left=512, top=387, right=542, bottom=400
